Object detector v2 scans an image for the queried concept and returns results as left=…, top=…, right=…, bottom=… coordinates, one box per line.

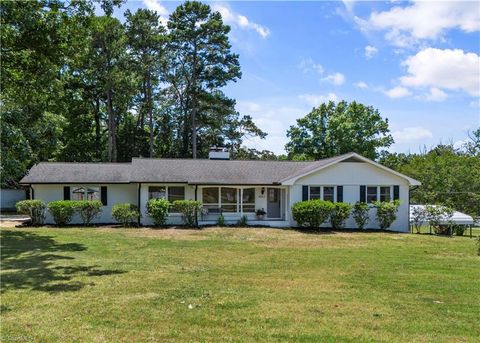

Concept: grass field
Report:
left=1, top=227, right=479, bottom=342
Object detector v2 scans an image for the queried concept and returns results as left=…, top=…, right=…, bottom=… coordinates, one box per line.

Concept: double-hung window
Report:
left=72, top=186, right=100, bottom=201
left=148, top=186, right=185, bottom=203
left=309, top=186, right=336, bottom=202
left=380, top=186, right=391, bottom=202
left=367, top=186, right=378, bottom=203
left=365, top=186, right=392, bottom=203
left=202, top=187, right=256, bottom=213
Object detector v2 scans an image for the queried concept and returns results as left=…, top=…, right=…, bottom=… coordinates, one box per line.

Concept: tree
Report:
left=125, top=9, right=166, bottom=158
left=285, top=100, right=393, bottom=160
left=166, top=1, right=241, bottom=158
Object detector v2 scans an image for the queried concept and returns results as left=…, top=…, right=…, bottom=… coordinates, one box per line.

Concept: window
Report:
left=72, top=186, right=100, bottom=201
left=148, top=186, right=185, bottom=203
left=242, top=188, right=255, bottom=213
left=149, top=186, right=166, bottom=200
left=323, top=186, right=335, bottom=202
left=203, top=187, right=220, bottom=211
left=380, top=186, right=391, bottom=202
left=367, top=186, right=378, bottom=203
left=309, top=186, right=321, bottom=200
left=168, top=187, right=185, bottom=203
left=221, top=187, right=237, bottom=212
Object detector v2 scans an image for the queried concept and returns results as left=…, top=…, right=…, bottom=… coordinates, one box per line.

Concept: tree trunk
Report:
left=147, top=72, right=154, bottom=158
left=106, top=89, right=117, bottom=162
left=192, top=100, right=197, bottom=159
left=94, top=98, right=101, bottom=160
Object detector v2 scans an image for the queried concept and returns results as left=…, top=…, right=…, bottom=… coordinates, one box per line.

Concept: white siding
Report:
left=33, top=184, right=137, bottom=224
left=288, top=162, right=411, bottom=232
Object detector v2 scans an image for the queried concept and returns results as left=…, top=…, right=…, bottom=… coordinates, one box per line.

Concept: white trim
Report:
left=281, top=152, right=421, bottom=186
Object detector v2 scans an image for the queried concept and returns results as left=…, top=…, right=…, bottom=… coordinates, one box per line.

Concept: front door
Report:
left=267, top=188, right=281, bottom=218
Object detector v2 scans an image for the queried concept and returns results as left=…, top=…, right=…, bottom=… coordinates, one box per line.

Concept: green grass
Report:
left=1, top=227, right=479, bottom=342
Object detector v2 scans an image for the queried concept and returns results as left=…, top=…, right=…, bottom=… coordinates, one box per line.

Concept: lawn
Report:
left=1, top=227, right=479, bottom=343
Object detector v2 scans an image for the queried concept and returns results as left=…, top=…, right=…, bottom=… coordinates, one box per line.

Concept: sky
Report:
left=110, top=0, right=480, bottom=155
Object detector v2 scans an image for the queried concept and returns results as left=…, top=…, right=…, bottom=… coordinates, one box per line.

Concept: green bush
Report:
left=146, top=198, right=170, bottom=226
left=292, top=200, right=335, bottom=229
left=112, top=203, right=140, bottom=227
left=425, top=205, right=454, bottom=235
left=48, top=200, right=77, bottom=226
left=217, top=214, right=225, bottom=226
left=411, top=206, right=426, bottom=233
left=453, top=224, right=465, bottom=236
left=16, top=200, right=46, bottom=226
left=237, top=215, right=248, bottom=227
left=75, top=200, right=103, bottom=226
left=173, top=200, right=202, bottom=227
left=330, top=202, right=352, bottom=229
left=373, top=200, right=400, bottom=230
left=352, top=202, right=369, bottom=230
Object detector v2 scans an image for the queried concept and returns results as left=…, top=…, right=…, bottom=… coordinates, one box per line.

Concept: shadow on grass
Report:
left=1, top=230, right=124, bottom=293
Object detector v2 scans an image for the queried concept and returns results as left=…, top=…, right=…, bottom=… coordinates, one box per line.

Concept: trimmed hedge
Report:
left=352, top=202, right=370, bottom=230
left=173, top=200, right=202, bottom=227
left=146, top=198, right=170, bottom=226
left=16, top=200, right=46, bottom=226
left=373, top=200, right=400, bottom=230
left=330, top=202, right=352, bottom=229
left=76, top=200, right=103, bottom=226
left=112, top=203, right=140, bottom=227
left=292, top=200, right=335, bottom=229
left=48, top=200, right=77, bottom=226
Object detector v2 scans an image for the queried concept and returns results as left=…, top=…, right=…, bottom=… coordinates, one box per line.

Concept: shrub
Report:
left=373, top=200, right=400, bottom=230
left=217, top=214, right=225, bottom=226
left=112, top=203, right=140, bottom=227
left=76, top=200, right=103, bottom=226
left=453, top=224, right=465, bottom=236
left=330, top=202, right=352, bottom=229
left=173, top=200, right=202, bottom=227
left=16, top=200, right=46, bottom=226
left=237, top=215, right=248, bottom=227
left=48, top=200, right=77, bottom=226
left=411, top=206, right=426, bottom=233
left=425, top=205, right=454, bottom=235
left=292, top=200, right=335, bottom=229
left=146, top=198, right=170, bottom=226
left=352, top=202, right=369, bottom=230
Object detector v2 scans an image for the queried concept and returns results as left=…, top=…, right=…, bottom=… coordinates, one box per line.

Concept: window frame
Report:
left=148, top=185, right=186, bottom=213
left=71, top=185, right=101, bottom=202
left=308, top=185, right=337, bottom=202
left=365, top=185, right=394, bottom=204
left=201, top=186, right=257, bottom=214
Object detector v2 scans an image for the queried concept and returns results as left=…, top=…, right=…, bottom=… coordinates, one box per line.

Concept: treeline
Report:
left=1, top=0, right=266, bottom=186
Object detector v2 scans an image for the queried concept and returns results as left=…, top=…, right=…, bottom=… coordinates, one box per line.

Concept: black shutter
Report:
left=337, top=186, right=343, bottom=202
left=360, top=185, right=366, bottom=202
left=393, top=185, right=400, bottom=200
left=63, top=186, right=70, bottom=200
left=101, top=186, right=108, bottom=206
left=302, top=185, right=309, bottom=201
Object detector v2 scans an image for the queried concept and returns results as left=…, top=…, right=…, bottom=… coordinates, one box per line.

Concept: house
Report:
left=19, top=151, right=421, bottom=231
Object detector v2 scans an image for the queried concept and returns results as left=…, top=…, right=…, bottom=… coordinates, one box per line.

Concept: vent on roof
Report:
left=209, top=147, right=230, bottom=160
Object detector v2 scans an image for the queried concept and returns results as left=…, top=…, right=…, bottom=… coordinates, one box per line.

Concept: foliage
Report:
left=146, top=198, right=171, bottom=226
left=255, top=208, right=266, bottom=216
left=217, top=214, right=225, bottom=226
left=237, top=215, right=248, bottom=227
left=411, top=206, right=427, bottom=234
left=452, top=224, right=465, bottom=236
left=15, top=200, right=46, bottom=226
left=173, top=200, right=202, bottom=227
left=425, top=205, right=454, bottom=235
left=285, top=100, right=393, bottom=160
left=75, top=200, right=103, bottom=226
left=379, top=143, right=480, bottom=219
left=292, top=200, right=335, bottom=229
left=330, top=202, right=352, bottom=229
left=373, top=200, right=400, bottom=230
left=47, top=201, right=77, bottom=226
left=352, top=202, right=370, bottom=230
left=112, top=203, right=140, bottom=227
left=477, top=236, right=480, bottom=256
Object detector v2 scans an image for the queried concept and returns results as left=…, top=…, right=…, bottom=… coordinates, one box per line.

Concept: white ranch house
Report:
left=20, top=152, right=421, bottom=231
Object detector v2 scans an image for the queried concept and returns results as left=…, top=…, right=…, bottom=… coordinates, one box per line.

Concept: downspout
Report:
left=194, top=185, right=198, bottom=227
left=137, top=183, right=141, bottom=226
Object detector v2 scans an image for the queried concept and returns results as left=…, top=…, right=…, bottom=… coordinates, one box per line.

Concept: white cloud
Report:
left=354, top=81, right=368, bottom=89
left=143, top=0, right=169, bottom=24
left=355, top=1, right=480, bottom=47
left=298, top=58, right=324, bottom=75
left=392, top=127, right=433, bottom=144
left=323, top=72, right=345, bottom=86
left=212, top=4, right=270, bottom=38
left=423, top=87, right=448, bottom=102
left=384, top=86, right=411, bottom=99
left=364, top=45, right=378, bottom=59
left=400, top=48, right=480, bottom=97
left=298, top=93, right=338, bottom=107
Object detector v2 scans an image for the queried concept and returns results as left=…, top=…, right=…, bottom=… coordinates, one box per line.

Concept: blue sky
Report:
left=112, top=1, right=480, bottom=155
